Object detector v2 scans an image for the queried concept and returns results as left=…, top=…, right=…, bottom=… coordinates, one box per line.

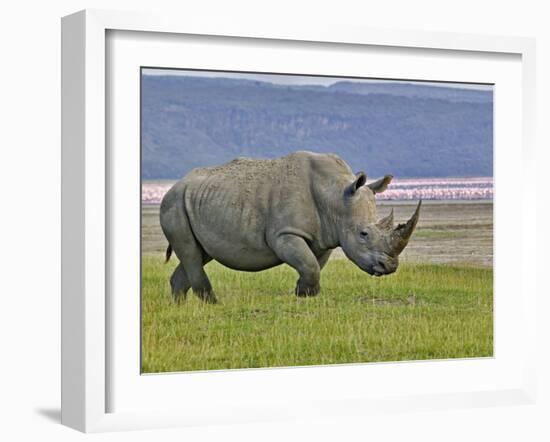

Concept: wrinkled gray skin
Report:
left=160, top=151, right=421, bottom=303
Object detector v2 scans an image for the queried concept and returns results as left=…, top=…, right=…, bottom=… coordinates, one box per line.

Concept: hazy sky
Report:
left=142, top=68, right=493, bottom=91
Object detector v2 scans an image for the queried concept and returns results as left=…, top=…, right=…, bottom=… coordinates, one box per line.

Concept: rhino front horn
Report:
left=390, top=200, right=422, bottom=255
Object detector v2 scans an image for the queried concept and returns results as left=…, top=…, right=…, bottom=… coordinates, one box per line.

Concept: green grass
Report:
left=141, top=256, right=493, bottom=373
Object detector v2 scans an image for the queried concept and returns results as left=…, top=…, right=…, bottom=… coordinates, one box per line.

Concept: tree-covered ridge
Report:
left=141, top=75, right=493, bottom=180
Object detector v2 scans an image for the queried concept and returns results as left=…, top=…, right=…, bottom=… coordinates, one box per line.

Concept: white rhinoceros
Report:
left=160, top=151, right=420, bottom=303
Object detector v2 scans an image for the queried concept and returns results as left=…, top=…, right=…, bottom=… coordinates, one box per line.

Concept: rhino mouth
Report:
left=369, top=263, right=397, bottom=277
left=369, top=267, right=385, bottom=277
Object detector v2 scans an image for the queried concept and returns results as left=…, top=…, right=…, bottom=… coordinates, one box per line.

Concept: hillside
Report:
left=141, top=75, right=493, bottom=180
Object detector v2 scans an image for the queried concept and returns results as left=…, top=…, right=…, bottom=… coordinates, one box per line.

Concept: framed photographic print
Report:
left=140, top=67, right=491, bottom=373
left=61, top=9, right=537, bottom=432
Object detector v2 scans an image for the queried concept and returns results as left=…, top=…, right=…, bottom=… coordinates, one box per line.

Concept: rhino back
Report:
left=177, top=151, right=354, bottom=270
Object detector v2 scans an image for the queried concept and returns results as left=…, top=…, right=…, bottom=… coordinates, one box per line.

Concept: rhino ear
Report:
left=345, top=172, right=367, bottom=196
left=368, top=175, right=393, bottom=194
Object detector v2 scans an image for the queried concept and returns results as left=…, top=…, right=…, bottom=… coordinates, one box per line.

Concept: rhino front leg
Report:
left=272, top=234, right=321, bottom=297
left=317, top=250, right=333, bottom=270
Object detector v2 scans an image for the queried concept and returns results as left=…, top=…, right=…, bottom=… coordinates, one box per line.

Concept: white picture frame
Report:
left=61, top=9, right=537, bottom=433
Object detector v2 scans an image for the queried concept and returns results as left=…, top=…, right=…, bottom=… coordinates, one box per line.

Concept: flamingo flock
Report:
left=141, top=177, right=493, bottom=204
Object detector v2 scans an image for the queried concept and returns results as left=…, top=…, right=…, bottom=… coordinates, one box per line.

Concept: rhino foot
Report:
left=194, top=288, right=218, bottom=304
left=295, top=281, right=320, bottom=297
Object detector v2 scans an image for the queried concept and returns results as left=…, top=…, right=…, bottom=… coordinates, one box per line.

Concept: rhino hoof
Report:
left=295, top=283, right=320, bottom=297
left=198, top=291, right=218, bottom=304
left=172, top=292, right=187, bottom=304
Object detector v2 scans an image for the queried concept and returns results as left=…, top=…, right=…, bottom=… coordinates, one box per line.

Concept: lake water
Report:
left=141, top=177, right=493, bottom=204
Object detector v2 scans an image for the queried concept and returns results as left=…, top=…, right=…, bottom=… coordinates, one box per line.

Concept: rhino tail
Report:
left=165, top=244, right=172, bottom=263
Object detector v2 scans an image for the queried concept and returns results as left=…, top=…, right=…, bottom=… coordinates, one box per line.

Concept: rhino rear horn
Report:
left=377, top=208, right=394, bottom=230
left=390, top=201, right=422, bottom=254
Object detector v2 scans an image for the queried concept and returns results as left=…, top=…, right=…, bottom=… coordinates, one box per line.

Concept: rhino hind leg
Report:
left=161, top=202, right=217, bottom=303
left=174, top=247, right=217, bottom=304
left=272, top=234, right=321, bottom=297
left=170, top=264, right=191, bottom=302
left=189, top=257, right=216, bottom=304
left=168, top=255, right=216, bottom=304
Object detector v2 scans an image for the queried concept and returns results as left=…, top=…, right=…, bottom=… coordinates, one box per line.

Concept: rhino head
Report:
left=338, top=172, right=421, bottom=277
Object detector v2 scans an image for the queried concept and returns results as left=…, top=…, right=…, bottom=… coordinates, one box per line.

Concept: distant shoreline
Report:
left=141, top=177, right=494, bottom=204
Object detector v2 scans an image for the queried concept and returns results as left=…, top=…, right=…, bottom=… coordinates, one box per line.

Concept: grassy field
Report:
left=141, top=201, right=493, bottom=373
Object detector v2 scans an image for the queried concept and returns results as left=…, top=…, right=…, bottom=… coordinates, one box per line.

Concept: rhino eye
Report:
left=360, top=231, right=368, bottom=238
